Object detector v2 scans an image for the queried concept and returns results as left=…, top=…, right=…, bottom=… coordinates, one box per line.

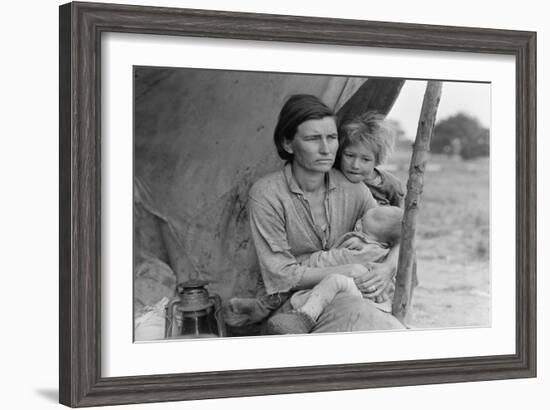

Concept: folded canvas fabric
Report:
left=134, top=297, right=170, bottom=341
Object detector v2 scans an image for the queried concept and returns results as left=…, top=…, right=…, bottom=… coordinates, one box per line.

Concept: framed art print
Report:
left=59, top=1, right=536, bottom=407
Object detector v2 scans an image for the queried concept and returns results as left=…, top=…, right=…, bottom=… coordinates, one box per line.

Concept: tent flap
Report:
left=134, top=67, right=403, bottom=307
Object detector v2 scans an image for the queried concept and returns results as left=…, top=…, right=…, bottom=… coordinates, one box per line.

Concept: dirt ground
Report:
left=386, top=149, right=491, bottom=329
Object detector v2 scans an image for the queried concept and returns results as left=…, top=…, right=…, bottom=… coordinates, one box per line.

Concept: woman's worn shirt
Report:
left=248, top=163, right=378, bottom=294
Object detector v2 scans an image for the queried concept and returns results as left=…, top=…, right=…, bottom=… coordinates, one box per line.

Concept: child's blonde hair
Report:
left=337, top=112, right=395, bottom=167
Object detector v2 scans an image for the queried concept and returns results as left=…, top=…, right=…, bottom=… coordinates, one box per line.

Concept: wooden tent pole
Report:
left=392, top=81, right=443, bottom=324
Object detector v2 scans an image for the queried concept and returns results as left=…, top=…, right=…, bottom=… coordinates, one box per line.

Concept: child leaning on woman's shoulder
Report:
left=336, top=111, right=404, bottom=207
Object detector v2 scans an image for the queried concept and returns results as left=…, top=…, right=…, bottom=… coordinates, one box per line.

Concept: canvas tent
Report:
left=133, top=67, right=404, bottom=317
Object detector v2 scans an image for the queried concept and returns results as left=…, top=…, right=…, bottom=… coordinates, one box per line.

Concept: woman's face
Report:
left=283, top=117, right=338, bottom=174
left=340, top=142, right=377, bottom=183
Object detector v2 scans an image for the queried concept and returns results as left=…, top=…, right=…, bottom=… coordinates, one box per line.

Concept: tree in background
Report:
left=431, top=113, right=490, bottom=160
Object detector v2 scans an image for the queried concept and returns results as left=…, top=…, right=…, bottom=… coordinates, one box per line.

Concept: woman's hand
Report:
left=354, top=262, right=394, bottom=299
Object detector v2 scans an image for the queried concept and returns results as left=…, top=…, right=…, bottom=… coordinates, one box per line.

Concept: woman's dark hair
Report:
left=273, top=94, right=335, bottom=161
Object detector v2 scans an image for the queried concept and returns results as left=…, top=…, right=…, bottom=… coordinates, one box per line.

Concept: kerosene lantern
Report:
left=165, top=279, right=226, bottom=339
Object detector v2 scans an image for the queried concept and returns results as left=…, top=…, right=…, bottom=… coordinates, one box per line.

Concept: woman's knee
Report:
left=313, top=294, right=404, bottom=332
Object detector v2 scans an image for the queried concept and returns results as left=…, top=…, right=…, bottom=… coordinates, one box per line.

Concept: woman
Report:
left=248, top=94, right=404, bottom=333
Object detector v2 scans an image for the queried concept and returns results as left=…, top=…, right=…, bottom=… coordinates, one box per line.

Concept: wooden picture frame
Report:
left=59, top=1, right=536, bottom=407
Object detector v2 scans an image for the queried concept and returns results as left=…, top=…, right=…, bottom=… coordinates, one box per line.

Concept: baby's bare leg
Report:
left=299, top=274, right=362, bottom=321
left=266, top=274, right=362, bottom=335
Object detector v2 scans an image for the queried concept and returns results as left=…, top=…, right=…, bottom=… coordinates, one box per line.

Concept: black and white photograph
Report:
left=132, top=66, right=491, bottom=341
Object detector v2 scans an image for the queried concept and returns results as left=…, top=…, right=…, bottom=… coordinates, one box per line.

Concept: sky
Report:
left=386, top=80, right=491, bottom=140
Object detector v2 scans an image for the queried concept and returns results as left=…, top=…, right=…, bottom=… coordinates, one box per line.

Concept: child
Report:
left=265, top=206, right=403, bottom=334
left=336, top=112, right=404, bottom=207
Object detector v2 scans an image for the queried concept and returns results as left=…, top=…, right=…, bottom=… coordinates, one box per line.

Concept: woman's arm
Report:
left=249, top=194, right=371, bottom=293
left=294, top=263, right=370, bottom=290
left=361, top=244, right=399, bottom=298
left=339, top=207, right=401, bottom=298
left=333, top=238, right=399, bottom=298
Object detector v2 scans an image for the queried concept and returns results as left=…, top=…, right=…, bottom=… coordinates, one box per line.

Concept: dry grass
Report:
left=385, top=149, right=491, bottom=329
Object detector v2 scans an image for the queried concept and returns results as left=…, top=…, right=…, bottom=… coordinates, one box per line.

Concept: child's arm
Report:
left=381, top=169, right=405, bottom=208
left=393, top=190, right=405, bottom=208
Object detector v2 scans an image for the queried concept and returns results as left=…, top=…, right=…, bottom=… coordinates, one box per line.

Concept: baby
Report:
left=265, top=206, right=403, bottom=334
